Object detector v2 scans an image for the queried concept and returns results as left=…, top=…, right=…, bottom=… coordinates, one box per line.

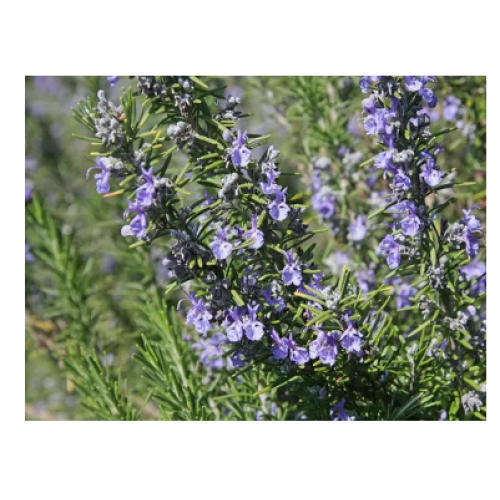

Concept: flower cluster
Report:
left=447, top=206, right=483, bottom=259
left=95, top=90, right=124, bottom=147
left=362, top=77, right=441, bottom=199
left=86, top=147, right=176, bottom=241
left=423, top=92, right=477, bottom=143
left=191, top=332, right=230, bottom=370
left=310, top=156, right=336, bottom=223
left=359, top=76, right=484, bottom=269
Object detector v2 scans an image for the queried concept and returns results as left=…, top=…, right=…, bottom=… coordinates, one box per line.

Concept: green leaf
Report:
left=231, top=290, right=245, bottom=307
left=189, top=76, right=209, bottom=90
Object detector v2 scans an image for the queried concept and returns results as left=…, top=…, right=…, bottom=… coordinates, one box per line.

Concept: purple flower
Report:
left=420, top=87, right=437, bottom=108
left=363, top=108, right=395, bottom=137
left=311, top=187, right=335, bottom=219
left=401, top=214, right=420, bottom=236
left=211, top=227, right=233, bottom=260
left=330, top=399, right=352, bottom=421
left=419, top=150, right=433, bottom=161
left=340, top=320, right=363, bottom=356
left=270, top=331, right=309, bottom=365
left=405, top=76, right=437, bottom=107
left=391, top=279, right=417, bottom=309
left=348, top=215, right=367, bottom=241
left=223, top=308, right=245, bottom=342
left=192, top=332, right=227, bottom=369
left=268, top=188, right=291, bottom=221
left=443, top=95, right=461, bottom=121
left=263, top=286, right=286, bottom=312
left=260, top=170, right=281, bottom=196
left=86, top=157, right=112, bottom=194
left=270, top=330, right=289, bottom=360
left=461, top=207, right=483, bottom=258
left=362, top=114, right=378, bottom=136
left=465, top=305, right=477, bottom=319
left=184, top=293, right=213, bottom=335
left=309, top=330, right=340, bottom=367
left=462, top=207, right=482, bottom=232
left=122, top=216, right=147, bottom=239
left=121, top=202, right=148, bottom=239
left=420, top=158, right=443, bottom=187
left=374, top=150, right=394, bottom=171
left=434, top=141, right=445, bottom=156
left=460, top=260, right=486, bottom=295
left=203, top=190, right=216, bottom=206
left=231, top=130, right=252, bottom=167
left=362, top=94, right=377, bottom=113
left=286, top=335, right=310, bottom=365
left=404, top=76, right=423, bottom=92
left=401, top=203, right=421, bottom=237
left=107, top=76, right=120, bottom=86
left=379, top=234, right=400, bottom=269
left=421, top=76, right=437, bottom=84
left=244, top=215, right=264, bottom=249
left=359, top=76, right=379, bottom=93
left=282, top=250, right=302, bottom=286
left=135, top=167, right=156, bottom=208
left=290, top=340, right=310, bottom=365
left=311, top=169, right=322, bottom=190
left=231, top=350, right=246, bottom=367
left=242, top=304, right=265, bottom=341
left=223, top=305, right=266, bottom=342
left=393, top=169, right=411, bottom=191
left=222, top=130, right=233, bottom=143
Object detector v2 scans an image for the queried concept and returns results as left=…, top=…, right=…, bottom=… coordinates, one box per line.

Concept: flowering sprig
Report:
left=74, top=77, right=402, bottom=422
left=360, top=76, right=486, bottom=419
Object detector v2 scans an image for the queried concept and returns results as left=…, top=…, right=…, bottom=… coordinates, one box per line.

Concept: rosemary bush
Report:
left=25, top=76, right=486, bottom=421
